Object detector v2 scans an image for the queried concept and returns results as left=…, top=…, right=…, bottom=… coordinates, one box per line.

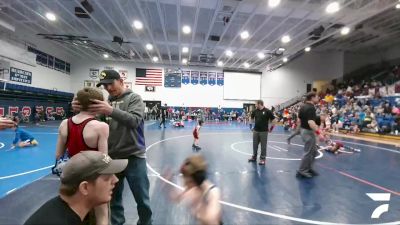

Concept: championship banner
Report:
left=200, top=72, right=208, bottom=85
left=208, top=72, right=216, bottom=86
left=119, top=70, right=128, bottom=80
left=164, top=68, right=181, bottom=88
left=191, top=71, right=199, bottom=85
left=89, top=69, right=99, bottom=79
left=182, top=70, right=190, bottom=85
left=217, top=72, right=224, bottom=86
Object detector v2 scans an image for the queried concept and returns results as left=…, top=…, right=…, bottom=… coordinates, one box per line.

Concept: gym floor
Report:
left=0, top=121, right=399, bottom=225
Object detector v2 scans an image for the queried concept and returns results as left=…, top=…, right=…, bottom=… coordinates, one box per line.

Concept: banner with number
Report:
left=200, top=72, right=208, bottom=85
left=208, top=72, right=216, bottom=86
left=182, top=70, right=190, bottom=85
left=10, top=67, right=32, bottom=84
left=217, top=72, right=224, bottom=86
left=191, top=71, right=199, bottom=85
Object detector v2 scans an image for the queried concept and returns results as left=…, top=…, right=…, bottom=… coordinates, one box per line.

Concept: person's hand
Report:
left=88, top=99, right=113, bottom=116
left=0, top=117, right=16, bottom=130
left=71, top=98, right=82, bottom=113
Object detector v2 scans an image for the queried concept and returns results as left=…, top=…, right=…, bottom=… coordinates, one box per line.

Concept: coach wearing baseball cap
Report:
left=73, top=69, right=153, bottom=225
left=24, top=151, right=127, bottom=225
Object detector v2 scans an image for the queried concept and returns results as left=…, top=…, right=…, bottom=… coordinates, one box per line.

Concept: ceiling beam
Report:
left=187, top=0, right=201, bottom=64
left=155, top=0, right=172, bottom=65
left=257, top=0, right=399, bottom=71
left=132, top=0, right=164, bottom=64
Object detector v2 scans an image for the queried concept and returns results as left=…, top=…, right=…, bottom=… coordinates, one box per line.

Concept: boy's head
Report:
left=76, top=87, right=104, bottom=111
left=180, top=154, right=207, bottom=188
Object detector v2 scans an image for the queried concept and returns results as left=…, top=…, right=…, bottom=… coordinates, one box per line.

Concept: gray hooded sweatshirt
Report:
left=106, top=89, right=146, bottom=159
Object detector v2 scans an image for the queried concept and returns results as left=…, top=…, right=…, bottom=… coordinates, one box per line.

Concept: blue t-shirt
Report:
left=13, top=128, right=35, bottom=144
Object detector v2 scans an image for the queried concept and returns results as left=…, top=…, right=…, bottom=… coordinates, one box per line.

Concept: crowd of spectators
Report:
left=279, top=65, right=400, bottom=135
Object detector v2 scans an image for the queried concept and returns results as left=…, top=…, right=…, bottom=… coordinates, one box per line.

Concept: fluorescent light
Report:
left=217, top=61, right=224, bottom=67
left=182, top=58, right=188, bottom=64
left=152, top=57, right=159, bottom=62
left=225, top=50, right=233, bottom=57
left=146, top=43, right=153, bottom=50
left=278, top=47, right=285, bottom=52
left=45, top=12, right=56, bottom=21
left=240, top=31, right=249, bottom=39
left=103, top=54, right=109, bottom=58
left=182, top=47, right=189, bottom=53
left=243, top=62, right=250, bottom=68
left=257, top=52, right=265, bottom=59
left=268, top=0, right=281, bottom=8
left=341, top=26, right=350, bottom=35
left=396, top=4, right=400, bottom=9
left=281, top=35, right=291, bottom=43
left=326, top=2, right=340, bottom=14
left=305, top=47, right=311, bottom=52
left=182, top=25, right=191, bottom=34
left=133, top=20, right=143, bottom=30
left=283, top=57, right=288, bottom=62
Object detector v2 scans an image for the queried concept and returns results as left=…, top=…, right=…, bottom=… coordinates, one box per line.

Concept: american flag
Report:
left=135, top=68, right=163, bottom=86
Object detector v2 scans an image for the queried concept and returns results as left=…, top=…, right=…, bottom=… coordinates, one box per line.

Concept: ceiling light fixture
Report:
left=281, top=35, right=291, bottom=43
left=182, top=58, right=188, bottom=64
left=217, top=61, right=223, bottom=67
left=240, top=31, right=249, bottom=39
left=146, top=43, right=153, bottom=50
left=278, top=47, right=286, bottom=52
left=182, top=47, right=189, bottom=53
left=182, top=25, right=191, bottom=34
left=152, top=56, right=158, bottom=62
left=305, top=47, right=311, bottom=52
left=326, top=2, right=340, bottom=14
left=283, top=57, right=288, bottom=62
left=103, top=53, right=109, bottom=58
left=396, top=4, right=400, bottom=9
left=257, top=52, right=265, bottom=59
left=268, top=0, right=281, bottom=8
left=225, top=50, right=233, bottom=57
left=340, top=26, right=350, bottom=35
left=133, top=20, right=143, bottom=30
left=45, top=12, right=56, bottom=21
left=243, top=62, right=250, bottom=68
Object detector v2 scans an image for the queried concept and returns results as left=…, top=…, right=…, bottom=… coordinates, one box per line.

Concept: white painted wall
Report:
left=71, top=60, right=256, bottom=108
left=0, top=34, right=72, bottom=92
left=261, top=51, right=344, bottom=106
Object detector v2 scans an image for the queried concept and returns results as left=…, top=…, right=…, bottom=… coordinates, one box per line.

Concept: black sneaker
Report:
left=309, top=169, right=319, bottom=176
left=258, top=159, right=266, bottom=165
left=248, top=156, right=257, bottom=162
left=296, top=171, right=313, bottom=178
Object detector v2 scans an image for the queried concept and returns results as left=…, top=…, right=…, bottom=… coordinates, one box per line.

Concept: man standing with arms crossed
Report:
left=297, top=92, right=324, bottom=178
left=248, top=100, right=275, bottom=165
left=73, top=70, right=152, bottom=225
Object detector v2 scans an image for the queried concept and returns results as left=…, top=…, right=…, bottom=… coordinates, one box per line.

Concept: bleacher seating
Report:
left=0, top=81, right=73, bottom=100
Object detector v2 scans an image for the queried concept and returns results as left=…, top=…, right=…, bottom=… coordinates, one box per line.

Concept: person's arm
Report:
left=12, top=131, right=20, bottom=146
left=55, top=119, right=68, bottom=160
left=196, top=189, right=222, bottom=225
left=0, top=117, right=16, bottom=130
left=109, top=94, right=145, bottom=129
left=97, top=122, right=109, bottom=154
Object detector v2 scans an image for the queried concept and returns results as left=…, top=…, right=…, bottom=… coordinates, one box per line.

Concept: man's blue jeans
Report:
left=110, top=156, right=152, bottom=225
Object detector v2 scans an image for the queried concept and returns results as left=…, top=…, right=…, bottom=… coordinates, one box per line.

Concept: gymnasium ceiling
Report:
left=0, top=0, right=399, bottom=71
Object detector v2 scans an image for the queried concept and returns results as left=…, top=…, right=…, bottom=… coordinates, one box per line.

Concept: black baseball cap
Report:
left=96, top=70, right=121, bottom=87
